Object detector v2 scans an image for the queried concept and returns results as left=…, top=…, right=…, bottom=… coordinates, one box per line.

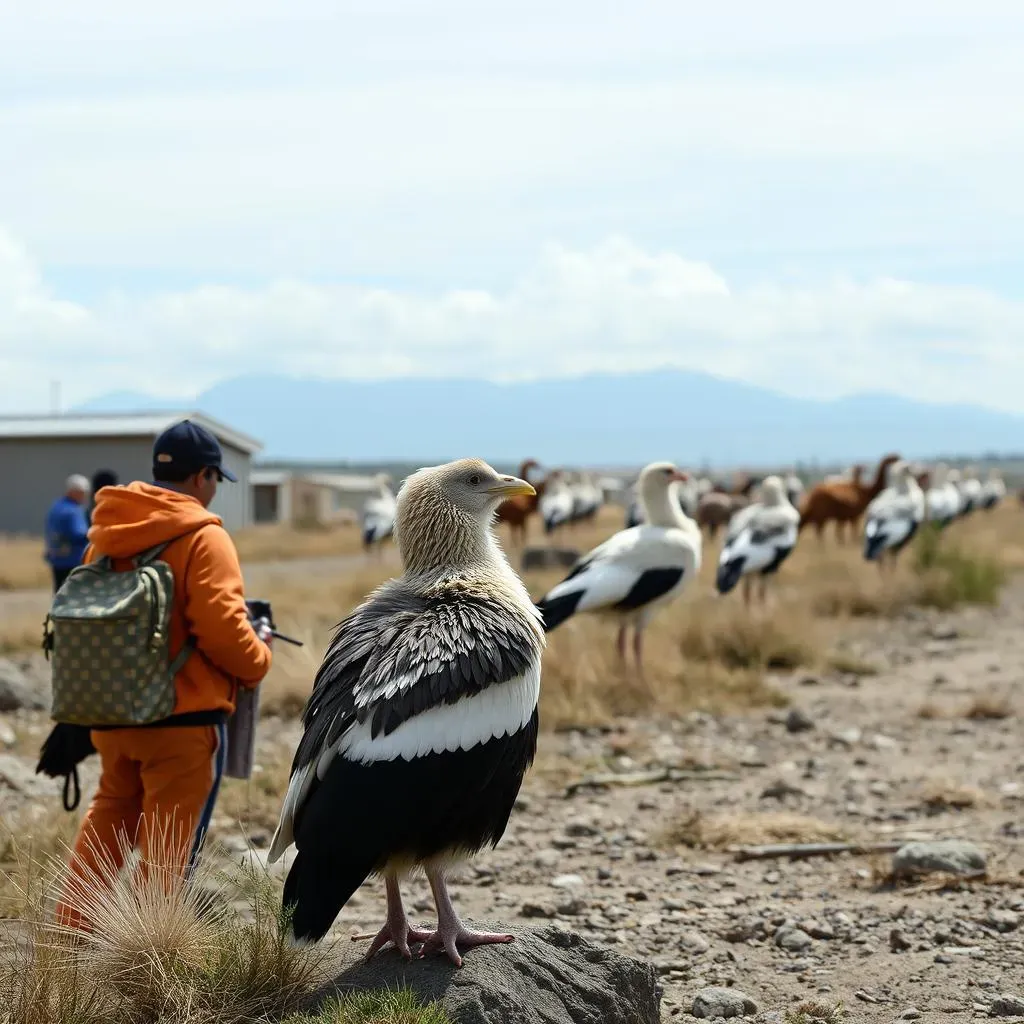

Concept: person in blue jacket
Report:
left=44, top=475, right=91, bottom=592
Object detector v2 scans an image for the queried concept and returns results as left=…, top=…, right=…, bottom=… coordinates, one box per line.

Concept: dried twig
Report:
left=564, top=766, right=740, bottom=797
left=732, top=841, right=906, bottom=862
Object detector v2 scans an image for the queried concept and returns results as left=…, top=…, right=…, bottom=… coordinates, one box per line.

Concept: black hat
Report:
left=152, top=420, right=237, bottom=482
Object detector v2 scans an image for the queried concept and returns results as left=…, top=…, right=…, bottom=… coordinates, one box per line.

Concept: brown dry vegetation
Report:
left=661, top=810, right=849, bottom=850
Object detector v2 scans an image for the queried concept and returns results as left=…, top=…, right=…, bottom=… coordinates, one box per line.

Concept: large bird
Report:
left=361, top=473, right=397, bottom=554
left=863, top=460, right=925, bottom=568
left=924, top=463, right=960, bottom=527
left=268, top=459, right=543, bottom=967
left=979, top=469, right=1006, bottom=510
left=716, top=475, right=800, bottom=606
left=534, top=461, right=701, bottom=676
left=539, top=472, right=574, bottom=534
left=785, top=471, right=804, bottom=510
left=958, top=466, right=983, bottom=516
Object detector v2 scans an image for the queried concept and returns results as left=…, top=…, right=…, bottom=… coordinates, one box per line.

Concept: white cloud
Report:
left=1, top=228, right=1022, bottom=415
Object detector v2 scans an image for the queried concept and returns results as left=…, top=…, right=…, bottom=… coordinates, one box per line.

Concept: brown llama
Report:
left=799, top=454, right=901, bottom=543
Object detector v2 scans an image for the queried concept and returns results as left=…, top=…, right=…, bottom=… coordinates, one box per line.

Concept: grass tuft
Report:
left=661, top=810, right=848, bottom=850
left=285, top=988, right=452, bottom=1024
left=785, top=1000, right=846, bottom=1024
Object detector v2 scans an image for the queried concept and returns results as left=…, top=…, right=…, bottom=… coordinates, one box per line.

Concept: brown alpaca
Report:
left=799, top=454, right=901, bottom=542
left=696, top=491, right=750, bottom=540
left=496, top=459, right=546, bottom=546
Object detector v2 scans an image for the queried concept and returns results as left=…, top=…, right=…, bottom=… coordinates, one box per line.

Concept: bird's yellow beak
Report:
left=488, top=476, right=536, bottom=498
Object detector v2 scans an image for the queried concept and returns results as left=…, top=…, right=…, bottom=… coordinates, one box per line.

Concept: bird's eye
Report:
left=469, top=473, right=481, bottom=486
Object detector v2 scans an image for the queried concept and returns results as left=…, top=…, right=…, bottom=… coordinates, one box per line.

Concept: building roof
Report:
left=250, top=469, right=380, bottom=490
left=0, top=411, right=263, bottom=454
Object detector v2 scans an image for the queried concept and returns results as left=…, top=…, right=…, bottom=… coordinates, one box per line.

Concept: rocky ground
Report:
left=3, top=580, right=1024, bottom=1023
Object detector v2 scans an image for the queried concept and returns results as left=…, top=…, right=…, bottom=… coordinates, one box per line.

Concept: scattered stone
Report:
left=524, top=905, right=557, bottom=921
left=893, top=840, right=987, bottom=878
left=774, top=926, right=814, bottom=952
left=681, top=930, right=711, bottom=955
left=550, top=874, right=585, bottom=890
left=0, top=720, right=16, bottom=747
left=899, top=1009, right=922, bottom=1020
left=986, top=909, right=1019, bottom=933
left=990, top=994, right=1024, bottom=1017
left=565, top=820, right=600, bottom=838
left=785, top=708, right=815, bottom=733
left=318, top=922, right=661, bottom=1024
left=556, top=898, right=586, bottom=917
left=691, top=986, right=758, bottom=1019
left=0, top=660, right=47, bottom=712
left=930, top=623, right=959, bottom=641
left=799, top=675, right=821, bottom=687
left=890, top=929, right=912, bottom=952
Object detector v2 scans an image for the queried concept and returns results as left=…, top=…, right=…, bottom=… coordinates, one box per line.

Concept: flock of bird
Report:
left=276, top=453, right=1012, bottom=970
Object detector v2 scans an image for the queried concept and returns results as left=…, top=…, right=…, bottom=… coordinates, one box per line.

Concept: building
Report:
left=251, top=468, right=380, bottom=526
left=0, top=411, right=262, bottom=534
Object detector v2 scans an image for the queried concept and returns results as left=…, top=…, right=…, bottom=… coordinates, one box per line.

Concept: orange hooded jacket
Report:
left=84, top=482, right=272, bottom=721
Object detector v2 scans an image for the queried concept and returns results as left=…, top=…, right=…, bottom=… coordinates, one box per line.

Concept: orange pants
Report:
left=55, top=723, right=226, bottom=931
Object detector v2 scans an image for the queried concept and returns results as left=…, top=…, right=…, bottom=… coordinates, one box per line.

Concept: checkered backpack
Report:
left=42, top=532, right=200, bottom=727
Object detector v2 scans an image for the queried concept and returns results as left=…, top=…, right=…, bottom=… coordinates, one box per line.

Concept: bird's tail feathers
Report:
left=715, top=557, right=745, bottom=595
left=535, top=590, right=584, bottom=632
left=283, top=849, right=375, bottom=945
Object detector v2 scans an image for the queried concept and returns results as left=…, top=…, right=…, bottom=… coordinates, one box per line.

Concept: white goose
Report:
left=959, top=466, right=983, bottom=516
left=863, top=460, right=925, bottom=568
left=979, top=469, right=1006, bottom=511
left=924, top=463, right=959, bottom=527
left=535, top=461, right=702, bottom=676
left=540, top=472, right=575, bottom=534
left=362, top=473, right=397, bottom=553
left=716, top=475, right=800, bottom=606
left=785, top=471, right=805, bottom=510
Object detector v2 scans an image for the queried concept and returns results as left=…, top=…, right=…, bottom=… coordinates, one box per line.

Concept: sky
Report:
left=2, top=0, right=1024, bottom=414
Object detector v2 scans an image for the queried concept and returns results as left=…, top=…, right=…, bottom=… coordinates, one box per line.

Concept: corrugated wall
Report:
left=0, top=435, right=254, bottom=535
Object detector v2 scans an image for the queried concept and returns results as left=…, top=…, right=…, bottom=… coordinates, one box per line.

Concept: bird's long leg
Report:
left=758, top=575, right=768, bottom=606
left=420, top=867, right=513, bottom=967
left=365, top=875, right=433, bottom=960
left=616, top=623, right=628, bottom=663
left=742, top=575, right=751, bottom=609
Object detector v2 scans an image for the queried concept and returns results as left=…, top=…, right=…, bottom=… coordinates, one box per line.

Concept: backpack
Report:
left=42, top=533, right=201, bottom=728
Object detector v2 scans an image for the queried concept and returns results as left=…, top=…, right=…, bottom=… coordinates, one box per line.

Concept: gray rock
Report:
left=900, top=1009, right=922, bottom=1020
left=0, top=659, right=47, bottom=712
left=893, top=840, right=987, bottom=877
left=774, top=926, right=814, bottom=952
left=0, top=719, right=16, bottom=747
left=520, top=547, right=581, bottom=572
left=692, top=986, right=758, bottom=1019
left=315, top=923, right=661, bottom=1024
left=785, top=708, right=815, bottom=733
left=990, top=994, right=1024, bottom=1017
left=930, top=623, right=959, bottom=641
left=986, top=909, right=1019, bottom=933
left=681, top=930, right=711, bottom=954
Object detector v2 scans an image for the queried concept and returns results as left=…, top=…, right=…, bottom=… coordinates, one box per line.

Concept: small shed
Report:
left=0, top=411, right=262, bottom=535
left=250, top=470, right=378, bottom=527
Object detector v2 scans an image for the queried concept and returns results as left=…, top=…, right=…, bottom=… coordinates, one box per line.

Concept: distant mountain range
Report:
left=77, top=371, right=1024, bottom=468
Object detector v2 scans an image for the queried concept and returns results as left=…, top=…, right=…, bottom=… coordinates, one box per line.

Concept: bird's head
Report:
left=395, top=458, right=534, bottom=573
left=758, top=474, right=786, bottom=504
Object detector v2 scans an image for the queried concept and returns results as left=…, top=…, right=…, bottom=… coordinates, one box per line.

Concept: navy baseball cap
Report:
left=152, top=420, right=237, bottom=482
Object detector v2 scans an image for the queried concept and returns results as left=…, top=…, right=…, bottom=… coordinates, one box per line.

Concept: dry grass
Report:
left=230, top=521, right=366, bottom=565
left=785, top=1001, right=847, bottom=1024
left=0, top=536, right=48, bottom=592
left=2, top=505, right=1022, bottom=736
left=918, top=779, right=996, bottom=812
left=962, top=691, right=1015, bottom=720
left=285, top=990, right=451, bottom=1024
left=0, top=821, right=336, bottom=1024
left=661, top=810, right=849, bottom=850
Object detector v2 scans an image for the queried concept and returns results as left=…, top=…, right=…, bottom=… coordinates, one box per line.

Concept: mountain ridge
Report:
left=75, top=369, right=1024, bottom=467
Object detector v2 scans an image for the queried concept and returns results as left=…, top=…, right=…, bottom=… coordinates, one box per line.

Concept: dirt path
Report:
left=5, top=575, right=1023, bottom=1021
left=234, top=583, right=1024, bottom=1022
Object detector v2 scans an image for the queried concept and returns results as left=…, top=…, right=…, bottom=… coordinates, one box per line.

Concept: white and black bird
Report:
left=534, top=461, right=701, bottom=675
left=959, top=466, right=983, bottom=516
left=362, top=473, right=397, bottom=553
left=979, top=469, right=1006, bottom=510
left=716, top=475, right=800, bottom=606
left=269, top=459, right=544, bottom=966
left=863, top=460, right=925, bottom=568
left=539, top=472, right=574, bottom=534
left=785, top=471, right=804, bottom=510
left=924, top=463, right=959, bottom=527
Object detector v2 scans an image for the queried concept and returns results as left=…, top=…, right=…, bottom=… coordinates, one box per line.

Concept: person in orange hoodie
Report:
left=55, top=420, right=273, bottom=930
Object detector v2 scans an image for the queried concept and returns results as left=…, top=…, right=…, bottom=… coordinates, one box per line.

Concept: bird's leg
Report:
left=742, top=576, right=751, bottom=609
left=758, top=575, right=768, bottom=605
left=420, top=867, right=513, bottom=967
left=616, top=623, right=628, bottom=663
left=632, top=626, right=646, bottom=683
left=365, top=875, right=433, bottom=960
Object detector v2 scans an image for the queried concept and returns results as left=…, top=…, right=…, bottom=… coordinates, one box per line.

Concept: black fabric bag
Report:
left=36, top=723, right=97, bottom=811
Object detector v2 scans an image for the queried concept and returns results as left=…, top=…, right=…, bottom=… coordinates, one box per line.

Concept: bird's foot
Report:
left=419, top=923, right=514, bottom=967
left=364, top=920, right=434, bottom=960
